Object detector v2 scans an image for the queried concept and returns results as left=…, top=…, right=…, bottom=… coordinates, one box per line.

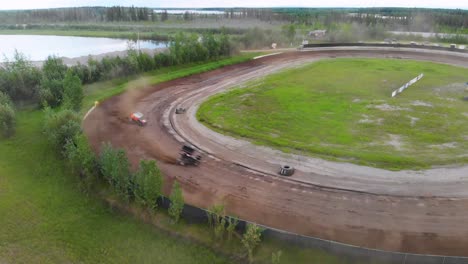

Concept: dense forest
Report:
left=0, top=7, right=466, bottom=33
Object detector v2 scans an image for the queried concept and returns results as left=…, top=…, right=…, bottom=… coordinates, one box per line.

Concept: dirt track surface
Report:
left=84, top=48, right=468, bottom=256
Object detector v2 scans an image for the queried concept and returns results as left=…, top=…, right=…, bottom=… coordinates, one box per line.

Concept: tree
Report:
left=283, top=24, right=296, bottom=43
left=0, top=51, right=41, bottom=103
left=271, top=250, right=282, bottom=264
left=0, top=98, right=15, bottom=138
left=226, top=216, right=239, bottom=241
left=43, top=108, right=81, bottom=154
left=207, top=204, right=227, bottom=241
left=161, top=10, right=168, bottom=22
left=62, top=71, right=83, bottom=111
left=134, top=160, right=163, bottom=210
left=64, top=133, right=97, bottom=193
left=242, top=223, right=264, bottom=263
left=99, top=142, right=132, bottom=201
left=39, top=56, right=68, bottom=107
left=168, top=181, right=184, bottom=223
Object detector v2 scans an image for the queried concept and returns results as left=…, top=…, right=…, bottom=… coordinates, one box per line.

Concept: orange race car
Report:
left=130, top=112, right=147, bottom=126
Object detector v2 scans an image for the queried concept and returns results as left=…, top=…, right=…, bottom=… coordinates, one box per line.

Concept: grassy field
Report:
left=198, top=58, right=468, bottom=170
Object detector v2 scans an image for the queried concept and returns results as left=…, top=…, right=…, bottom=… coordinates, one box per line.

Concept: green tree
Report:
left=242, top=223, right=264, bottom=263
left=161, top=10, right=168, bottom=21
left=99, top=142, right=132, bottom=201
left=64, top=134, right=97, bottom=193
left=62, top=71, right=84, bottom=111
left=134, top=160, right=163, bottom=210
left=271, top=250, right=282, bottom=264
left=168, top=181, right=184, bottom=223
left=39, top=56, right=68, bottom=107
left=43, top=108, right=81, bottom=154
left=0, top=100, right=15, bottom=138
left=226, top=216, right=239, bottom=241
left=0, top=51, right=41, bottom=103
left=207, top=204, right=227, bottom=241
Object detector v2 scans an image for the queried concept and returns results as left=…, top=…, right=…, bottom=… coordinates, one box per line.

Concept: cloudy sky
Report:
left=0, top=0, right=466, bottom=10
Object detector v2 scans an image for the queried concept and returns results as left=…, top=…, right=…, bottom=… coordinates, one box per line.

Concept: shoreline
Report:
left=0, top=47, right=167, bottom=68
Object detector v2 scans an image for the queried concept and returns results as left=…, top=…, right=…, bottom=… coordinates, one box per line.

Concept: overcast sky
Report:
left=0, top=0, right=466, bottom=10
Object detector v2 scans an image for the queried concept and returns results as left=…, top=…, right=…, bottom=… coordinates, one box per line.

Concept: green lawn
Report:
left=198, top=58, right=468, bottom=170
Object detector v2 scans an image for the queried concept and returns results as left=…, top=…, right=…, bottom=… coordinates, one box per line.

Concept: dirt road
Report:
left=83, top=48, right=468, bottom=256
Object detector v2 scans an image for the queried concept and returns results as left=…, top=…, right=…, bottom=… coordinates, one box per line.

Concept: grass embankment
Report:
left=82, top=54, right=262, bottom=110
left=198, top=58, right=468, bottom=170
left=1, top=54, right=350, bottom=264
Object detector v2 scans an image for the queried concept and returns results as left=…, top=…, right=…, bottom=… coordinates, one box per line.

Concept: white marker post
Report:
left=391, top=73, right=424, bottom=97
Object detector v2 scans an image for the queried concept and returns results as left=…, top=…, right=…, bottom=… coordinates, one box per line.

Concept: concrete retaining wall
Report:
left=301, top=43, right=468, bottom=54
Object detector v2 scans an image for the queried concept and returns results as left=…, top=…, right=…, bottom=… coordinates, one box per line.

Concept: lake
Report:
left=0, top=35, right=168, bottom=61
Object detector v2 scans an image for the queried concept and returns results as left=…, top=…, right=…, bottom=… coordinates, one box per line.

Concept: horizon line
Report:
left=1, top=6, right=467, bottom=11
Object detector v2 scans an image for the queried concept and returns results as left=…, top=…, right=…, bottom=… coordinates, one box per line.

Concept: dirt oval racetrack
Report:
left=84, top=48, right=468, bottom=256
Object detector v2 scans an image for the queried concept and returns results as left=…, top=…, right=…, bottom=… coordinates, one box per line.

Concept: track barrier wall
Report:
left=301, top=43, right=468, bottom=54
left=156, top=196, right=468, bottom=264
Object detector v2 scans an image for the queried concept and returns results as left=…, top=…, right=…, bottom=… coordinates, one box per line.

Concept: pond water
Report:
left=0, top=35, right=168, bottom=61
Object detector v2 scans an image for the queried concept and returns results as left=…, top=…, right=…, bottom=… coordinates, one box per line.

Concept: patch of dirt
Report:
left=371, top=103, right=411, bottom=111
left=358, top=114, right=383, bottom=125
left=386, top=134, right=404, bottom=150
left=430, top=142, right=458, bottom=149
left=433, top=83, right=467, bottom=94
left=407, top=116, right=420, bottom=126
left=411, top=100, right=433, bottom=107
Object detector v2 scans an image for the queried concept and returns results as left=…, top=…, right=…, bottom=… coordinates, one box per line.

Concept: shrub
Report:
left=64, top=134, right=97, bottom=193
left=62, top=71, right=84, bottom=112
left=0, top=101, right=15, bottom=138
left=39, top=56, right=68, bottom=107
left=169, top=181, right=184, bottom=223
left=242, top=223, right=264, bottom=263
left=134, top=160, right=163, bottom=210
left=99, top=142, right=132, bottom=201
left=43, top=108, right=81, bottom=154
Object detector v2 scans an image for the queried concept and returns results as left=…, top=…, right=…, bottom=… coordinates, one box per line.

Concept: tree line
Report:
left=0, top=32, right=232, bottom=137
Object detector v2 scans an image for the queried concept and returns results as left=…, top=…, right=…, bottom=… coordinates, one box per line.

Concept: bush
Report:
left=0, top=102, right=15, bottom=138
left=63, top=71, right=84, bottom=112
left=134, top=160, right=163, bottom=210
left=242, top=223, right=264, bottom=263
left=0, top=51, right=42, bottom=103
left=43, top=108, right=81, bottom=154
left=39, top=56, right=68, bottom=107
left=99, top=142, right=132, bottom=201
left=64, top=134, right=97, bottom=193
left=169, top=181, right=184, bottom=223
